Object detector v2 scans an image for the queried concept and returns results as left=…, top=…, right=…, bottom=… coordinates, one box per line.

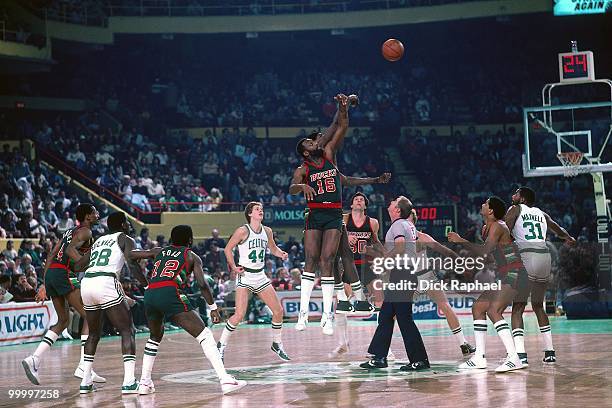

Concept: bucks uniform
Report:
left=80, top=232, right=126, bottom=310
left=304, top=158, right=343, bottom=230
left=45, top=226, right=94, bottom=297
left=345, top=214, right=375, bottom=285
left=512, top=205, right=551, bottom=283
left=484, top=221, right=528, bottom=290
left=236, top=224, right=271, bottom=294
left=144, top=246, right=194, bottom=321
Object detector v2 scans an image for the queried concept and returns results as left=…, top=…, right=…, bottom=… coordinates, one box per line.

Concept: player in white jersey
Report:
left=78, top=212, right=160, bottom=394
left=408, top=209, right=476, bottom=357
left=219, top=202, right=290, bottom=362
left=505, top=187, right=575, bottom=365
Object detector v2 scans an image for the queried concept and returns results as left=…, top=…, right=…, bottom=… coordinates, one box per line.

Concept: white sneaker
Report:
left=137, top=379, right=156, bottom=395
left=22, top=355, right=40, bottom=385
left=321, top=312, right=334, bottom=336
left=60, top=328, right=73, bottom=340
left=495, top=354, right=524, bottom=373
left=328, top=344, right=350, bottom=358
left=221, top=377, right=247, bottom=395
left=458, top=355, right=488, bottom=369
left=295, top=311, right=308, bottom=331
left=74, top=366, right=107, bottom=383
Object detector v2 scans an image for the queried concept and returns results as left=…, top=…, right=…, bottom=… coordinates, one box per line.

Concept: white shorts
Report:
left=81, top=274, right=125, bottom=311
left=519, top=250, right=552, bottom=283
left=236, top=272, right=271, bottom=294
left=415, top=270, right=440, bottom=295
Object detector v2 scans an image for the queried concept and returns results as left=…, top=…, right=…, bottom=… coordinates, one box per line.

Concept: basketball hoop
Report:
left=557, top=152, right=584, bottom=177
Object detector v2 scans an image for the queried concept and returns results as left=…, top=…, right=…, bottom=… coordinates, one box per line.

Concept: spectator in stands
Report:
left=57, top=211, right=75, bottom=235
left=39, top=201, right=59, bottom=232
left=11, top=273, right=36, bottom=302
left=204, top=229, right=226, bottom=252
left=0, top=275, right=12, bottom=303
left=2, top=240, right=18, bottom=261
left=19, top=240, right=42, bottom=268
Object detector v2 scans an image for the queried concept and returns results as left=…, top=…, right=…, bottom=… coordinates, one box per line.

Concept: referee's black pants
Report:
left=367, top=296, right=429, bottom=363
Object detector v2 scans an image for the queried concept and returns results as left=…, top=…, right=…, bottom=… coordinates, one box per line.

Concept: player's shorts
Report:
left=496, top=263, right=529, bottom=291
left=237, top=270, right=272, bottom=294
left=519, top=249, right=552, bottom=283
left=144, top=281, right=194, bottom=321
left=45, top=263, right=79, bottom=298
left=305, top=208, right=343, bottom=231
left=415, top=270, right=441, bottom=295
left=80, top=273, right=125, bottom=311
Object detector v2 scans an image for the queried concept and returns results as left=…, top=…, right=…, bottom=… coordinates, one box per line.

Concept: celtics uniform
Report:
left=304, top=158, right=343, bottom=230
left=236, top=224, right=271, bottom=294
left=484, top=221, right=528, bottom=290
left=80, top=232, right=126, bottom=310
left=45, top=226, right=94, bottom=297
left=512, top=204, right=551, bottom=283
left=144, top=245, right=194, bottom=321
left=345, top=214, right=376, bottom=285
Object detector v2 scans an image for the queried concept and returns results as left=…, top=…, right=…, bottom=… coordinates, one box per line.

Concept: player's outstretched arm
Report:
left=264, top=226, right=288, bottom=260
left=324, top=94, right=349, bottom=161
left=448, top=224, right=502, bottom=256
left=418, top=231, right=459, bottom=258
left=289, top=165, right=316, bottom=200
left=120, top=234, right=151, bottom=287
left=504, top=205, right=521, bottom=232
left=317, top=94, right=358, bottom=150
left=224, top=226, right=248, bottom=278
left=190, top=251, right=221, bottom=323
left=341, top=172, right=391, bottom=186
left=543, top=212, right=576, bottom=243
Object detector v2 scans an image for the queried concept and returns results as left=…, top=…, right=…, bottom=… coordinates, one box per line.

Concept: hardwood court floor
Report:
left=1, top=316, right=611, bottom=408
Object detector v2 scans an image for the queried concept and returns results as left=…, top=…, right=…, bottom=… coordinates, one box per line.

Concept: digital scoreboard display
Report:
left=554, top=0, right=612, bottom=16
left=558, top=51, right=595, bottom=82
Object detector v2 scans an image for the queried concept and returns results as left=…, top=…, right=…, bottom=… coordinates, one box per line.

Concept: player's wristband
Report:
left=208, top=303, right=218, bottom=311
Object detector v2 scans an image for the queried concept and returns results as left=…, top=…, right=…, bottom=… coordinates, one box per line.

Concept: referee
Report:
left=360, top=196, right=430, bottom=371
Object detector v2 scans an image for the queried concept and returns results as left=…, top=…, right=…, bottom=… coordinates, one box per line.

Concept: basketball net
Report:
left=557, top=152, right=584, bottom=177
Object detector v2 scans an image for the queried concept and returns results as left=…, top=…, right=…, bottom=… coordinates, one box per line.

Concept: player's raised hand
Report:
left=376, top=173, right=392, bottom=183
left=447, top=232, right=462, bottom=243
left=279, top=251, right=289, bottom=261
left=564, top=236, right=577, bottom=245
left=210, top=309, right=221, bottom=324
left=35, top=284, right=47, bottom=303
left=302, top=184, right=317, bottom=201
left=335, top=93, right=348, bottom=109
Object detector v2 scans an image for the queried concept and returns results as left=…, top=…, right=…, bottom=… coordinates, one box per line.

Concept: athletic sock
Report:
left=300, top=272, right=316, bottom=314
left=494, top=320, right=517, bottom=357
left=140, top=339, right=160, bottom=382
left=350, top=281, right=364, bottom=301
left=321, top=277, right=335, bottom=314
left=220, top=321, right=236, bottom=346
left=473, top=320, right=487, bottom=358
left=80, top=354, right=94, bottom=385
left=335, top=283, right=348, bottom=301
left=79, top=335, right=88, bottom=366
left=123, top=354, right=136, bottom=385
left=33, top=330, right=59, bottom=360
left=512, top=328, right=526, bottom=353
left=539, top=325, right=554, bottom=351
left=272, top=321, right=283, bottom=344
left=336, top=314, right=349, bottom=346
left=451, top=326, right=467, bottom=345
left=196, top=328, right=230, bottom=382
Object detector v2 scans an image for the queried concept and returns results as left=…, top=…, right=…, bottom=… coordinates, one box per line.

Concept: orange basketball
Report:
left=382, top=38, right=404, bottom=62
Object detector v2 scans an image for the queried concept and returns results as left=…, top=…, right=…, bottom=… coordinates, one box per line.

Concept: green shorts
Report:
left=45, top=266, right=79, bottom=298
left=498, top=265, right=529, bottom=291
left=144, top=286, right=194, bottom=321
left=305, top=208, right=343, bottom=231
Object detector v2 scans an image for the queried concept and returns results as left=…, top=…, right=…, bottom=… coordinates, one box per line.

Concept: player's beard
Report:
left=310, top=148, right=324, bottom=158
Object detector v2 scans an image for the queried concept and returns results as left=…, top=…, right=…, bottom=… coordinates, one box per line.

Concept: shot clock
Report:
left=558, top=41, right=595, bottom=83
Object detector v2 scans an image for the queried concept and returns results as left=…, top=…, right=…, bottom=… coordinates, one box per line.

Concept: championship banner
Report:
left=0, top=302, right=58, bottom=346
left=277, top=291, right=533, bottom=320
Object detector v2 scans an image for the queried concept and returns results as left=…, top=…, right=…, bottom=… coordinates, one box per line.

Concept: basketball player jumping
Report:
left=78, top=212, right=160, bottom=394
left=448, top=196, right=527, bottom=372
left=218, top=201, right=291, bottom=362
left=408, top=209, right=476, bottom=357
left=505, top=187, right=575, bottom=365
left=137, top=225, right=246, bottom=395
left=23, top=204, right=106, bottom=386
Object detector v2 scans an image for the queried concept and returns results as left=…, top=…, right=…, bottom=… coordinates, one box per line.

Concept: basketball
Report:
left=382, top=38, right=404, bottom=62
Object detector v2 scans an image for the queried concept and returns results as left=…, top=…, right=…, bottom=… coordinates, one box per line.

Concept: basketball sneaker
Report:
left=271, top=342, right=291, bottom=361
left=122, top=380, right=139, bottom=394
left=460, top=342, right=477, bottom=356
left=295, top=310, right=308, bottom=331
left=79, top=383, right=95, bottom=394
left=22, top=355, right=40, bottom=385
left=328, top=343, right=350, bottom=359
left=400, top=361, right=430, bottom=371
left=217, top=342, right=226, bottom=362
left=321, top=312, right=334, bottom=336
left=359, top=357, right=388, bottom=369
left=138, top=379, right=156, bottom=395
left=221, top=376, right=247, bottom=395
left=458, top=355, right=487, bottom=369
left=335, top=300, right=354, bottom=314
left=353, top=300, right=376, bottom=313
left=518, top=352, right=529, bottom=366
left=495, top=354, right=524, bottom=373
left=74, top=366, right=106, bottom=383
left=543, top=350, right=556, bottom=363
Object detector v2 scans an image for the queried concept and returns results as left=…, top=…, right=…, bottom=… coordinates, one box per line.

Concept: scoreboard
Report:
left=380, top=204, right=457, bottom=241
